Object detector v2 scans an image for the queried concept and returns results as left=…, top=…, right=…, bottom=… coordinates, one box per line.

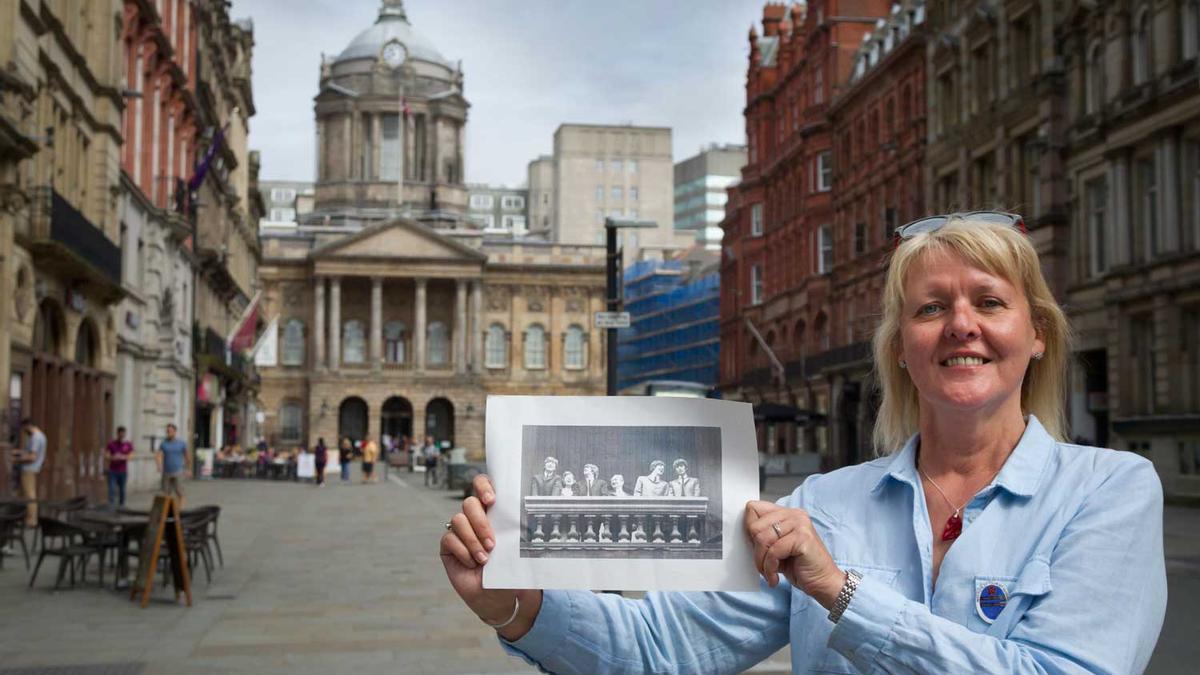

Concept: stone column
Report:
left=471, top=281, right=483, bottom=371
left=414, top=278, right=427, bottom=372
left=371, top=113, right=382, bottom=179
left=314, top=278, right=326, bottom=370
left=328, top=277, right=341, bottom=370
left=370, top=276, right=383, bottom=370
left=345, top=112, right=354, bottom=180
left=455, top=279, right=467, bottom=374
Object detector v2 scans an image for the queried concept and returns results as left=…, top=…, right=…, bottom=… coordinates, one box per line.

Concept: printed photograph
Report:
left=520, top=425, right=722, bottom=559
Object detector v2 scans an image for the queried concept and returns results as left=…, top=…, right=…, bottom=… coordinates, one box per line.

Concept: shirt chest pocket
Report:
left=790, top=562, right=900, bottom=674
left=972, top=558, right=1052, bottom=638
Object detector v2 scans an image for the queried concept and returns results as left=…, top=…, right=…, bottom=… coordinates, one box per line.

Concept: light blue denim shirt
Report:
left=501, top=416, right=1167, bottom=674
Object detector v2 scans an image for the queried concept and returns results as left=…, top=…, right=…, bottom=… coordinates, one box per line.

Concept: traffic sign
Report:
left=594, top=311, right=631, bottom=328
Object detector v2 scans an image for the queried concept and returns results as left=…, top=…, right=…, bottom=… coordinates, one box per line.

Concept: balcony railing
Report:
left=25, top=187, right=122, bottom=289
left=521, top=496, right=720, bottom=559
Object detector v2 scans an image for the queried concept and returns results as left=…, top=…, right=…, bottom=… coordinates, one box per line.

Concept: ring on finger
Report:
left=771, top=522, right=783, bottom=539
left=445, top=521, right=453, bottom=530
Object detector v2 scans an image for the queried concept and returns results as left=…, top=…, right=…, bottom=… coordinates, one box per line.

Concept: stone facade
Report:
left=0, top=0, right=126, bottom=500
left=466, top=185, right=528, bottom=235
left=255, top=220, right=607, bottom=459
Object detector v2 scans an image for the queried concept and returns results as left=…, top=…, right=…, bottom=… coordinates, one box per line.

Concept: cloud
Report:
left=233, top=0, right=761, bottom=185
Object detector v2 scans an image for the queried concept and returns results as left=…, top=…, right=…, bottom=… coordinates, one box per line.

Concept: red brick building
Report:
left=720, top=1, right=926, bottom=473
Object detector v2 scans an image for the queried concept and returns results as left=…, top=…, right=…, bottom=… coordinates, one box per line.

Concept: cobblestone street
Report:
left=0, top=471, right=1193, bottom=674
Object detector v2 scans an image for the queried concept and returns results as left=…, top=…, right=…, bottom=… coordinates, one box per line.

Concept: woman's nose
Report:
left=944, top=302, right=980, bottom=340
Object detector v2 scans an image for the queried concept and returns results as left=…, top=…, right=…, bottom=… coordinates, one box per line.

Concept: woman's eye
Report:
left=920, top=304, right=941, bottom=315
left=981, top=297, right=1004, bottom=309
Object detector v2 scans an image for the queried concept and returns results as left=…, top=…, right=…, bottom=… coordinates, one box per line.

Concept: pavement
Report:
left=0, top=469, right=1193, bottom=674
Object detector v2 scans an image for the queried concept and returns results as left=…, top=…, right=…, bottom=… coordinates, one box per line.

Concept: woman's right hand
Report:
left=440, top=473, right=542, bottom=640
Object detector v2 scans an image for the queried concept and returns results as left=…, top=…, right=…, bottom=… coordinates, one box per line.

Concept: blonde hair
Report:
left=871, top=219, right=1072, bottom=453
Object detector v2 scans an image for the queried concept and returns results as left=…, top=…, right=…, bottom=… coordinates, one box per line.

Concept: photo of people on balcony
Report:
left=520, top=425, right=722, bottom=560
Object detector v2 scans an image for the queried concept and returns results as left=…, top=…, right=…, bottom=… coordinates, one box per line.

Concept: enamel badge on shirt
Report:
left=976, top=581, right=1009, bottom=623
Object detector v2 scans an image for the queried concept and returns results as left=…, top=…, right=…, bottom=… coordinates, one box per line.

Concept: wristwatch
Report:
left=827, top=569, right=863, bottom=624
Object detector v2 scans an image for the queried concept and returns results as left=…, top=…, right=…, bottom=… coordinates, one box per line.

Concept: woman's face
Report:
left=562, top=471, right=575, bottom=485
left=899, top=250, right=1044, bottom=419
left=611, top=474, right=624, bottom=490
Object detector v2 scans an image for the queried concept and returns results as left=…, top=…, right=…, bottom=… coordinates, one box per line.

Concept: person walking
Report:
left=156, top=423, right=189, bottom=509
left=314, top=437, right=328, bottom=486
left=12, top=419, right=46, bottom=527
left=338, top=437, right=353, bottom=483
left=105, top=426, right=134, bottom=506
left=361, top=438, right=379, bottom=484
left=422, top=436, right=439, bottom=487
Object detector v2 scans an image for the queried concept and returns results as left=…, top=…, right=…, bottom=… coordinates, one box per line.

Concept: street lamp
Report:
left=604, top=217, right=656, bottom=396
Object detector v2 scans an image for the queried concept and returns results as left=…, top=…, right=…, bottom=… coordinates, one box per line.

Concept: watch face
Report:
left=382, top=42, right=405, bottom=67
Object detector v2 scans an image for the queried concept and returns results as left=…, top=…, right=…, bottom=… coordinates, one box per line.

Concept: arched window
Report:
left=524, top=324, right=546, bottom=369
left=279, top=401, right=302, bottom=443
left=33, top=301, right=63, bottom=355
left=282, top=319, right=305, bottom=366
left=427, top=321, right=449, bottom=366
left=75, top=320, right=97, bottom=367
left=1085, top=41, right=1106, bottom=115
left=343, top=320, right=365, bottom=364
left=1133, top=7, right=1152, bottom=85
left=564, top=325, right=586, bottom=370
left=384, top=320, right=406, bottom=363
left=485, top=323, right=508, bottom=368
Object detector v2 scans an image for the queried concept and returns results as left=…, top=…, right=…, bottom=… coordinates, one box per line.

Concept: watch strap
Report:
left=827, top=569, right=863, bottom=624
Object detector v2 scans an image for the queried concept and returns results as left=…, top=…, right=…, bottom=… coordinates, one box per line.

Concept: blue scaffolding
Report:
left=617, top=260, right=719, bottom=393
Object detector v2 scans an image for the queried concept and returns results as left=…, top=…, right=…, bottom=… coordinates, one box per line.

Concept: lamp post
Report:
left=604, top=218, right=656, bottom=396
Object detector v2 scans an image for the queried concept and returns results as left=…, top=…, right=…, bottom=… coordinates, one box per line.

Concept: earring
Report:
left=899, top=360, right=907, bottom=369
left=1032, top=352, right=1044, bottom=361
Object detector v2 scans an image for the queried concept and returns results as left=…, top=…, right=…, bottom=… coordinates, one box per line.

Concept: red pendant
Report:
left=941, top=513, right=963, bottom=541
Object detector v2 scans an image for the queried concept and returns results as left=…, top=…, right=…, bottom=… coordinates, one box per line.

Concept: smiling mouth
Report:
left=940, top=356, right=990, bottom=367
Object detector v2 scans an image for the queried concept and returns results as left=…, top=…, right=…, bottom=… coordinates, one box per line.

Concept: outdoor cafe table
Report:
left=76, top=509, right=149, bottom=589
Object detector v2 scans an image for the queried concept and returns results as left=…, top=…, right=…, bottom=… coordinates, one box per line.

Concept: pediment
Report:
left=312, top=218, right=486, bottom=263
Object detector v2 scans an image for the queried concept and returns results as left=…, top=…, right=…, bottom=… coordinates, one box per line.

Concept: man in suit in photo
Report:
left=669, top=458, right=700, bottom=496
left=530, top=456, right=563, bottom=496
left=579, top=463, right=610, bottom=496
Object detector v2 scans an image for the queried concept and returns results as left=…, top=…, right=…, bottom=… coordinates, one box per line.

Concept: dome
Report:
left=335, top=0, right=451, bottom=68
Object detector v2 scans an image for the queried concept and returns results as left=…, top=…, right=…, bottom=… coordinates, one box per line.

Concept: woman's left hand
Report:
left=744, top=500, right=846, bottom=610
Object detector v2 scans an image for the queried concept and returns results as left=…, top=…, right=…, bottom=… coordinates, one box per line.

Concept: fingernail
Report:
left=484, top=538, right=494, bottom=551
left=475, top=551, right=489, bottom=564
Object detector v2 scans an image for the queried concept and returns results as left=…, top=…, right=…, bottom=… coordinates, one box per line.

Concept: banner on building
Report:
left=226, top=291, right=261, bottom=353
left=253, top=316, right=279, bottom=367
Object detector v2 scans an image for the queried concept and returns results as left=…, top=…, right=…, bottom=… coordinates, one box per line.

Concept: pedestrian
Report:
left=156, top=423, right=189, bottom=508
left=12, top=419, right=46, bottom=527
left=105, top=426, right=134, bottom=506
left=314, top=437, right=328, bottom=486
left=422, top=435, right=438, bottom=487
left=339, top=437, right=353, bottom=483
left=361, top=438, right=379, bottom=484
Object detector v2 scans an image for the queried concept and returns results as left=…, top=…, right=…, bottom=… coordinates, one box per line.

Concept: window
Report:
left=817, top=152, right=832, bottom=192
left=564, top=325, right=586, bottom=370
left=595, top=210, right=604, bottom=224
left=629, top=209, right=639, bottom=219
left=750, top=265, right=763, bottom=305
left=342, top=320, right=365, bottom=364
left=1010, top=17, right=1034, bottom=87
left=973, top=154, right=996, bottom=207
left=270, top=188, right=296, bottom=203
left=485, top=323, right=508, bottom=368
left=1182, top=308, right=1200, bottom=411
left=1085, top=177, right=1109, bottom=276
left=1130, top=314, right=1156, bottom=413
left=1017, top=138, right=1040, bottom=216
left=1136, top=157, right=1159, bottom=259
left=477, top=214, right=496, bottom=229
left=854, top=222, right=867, bottom=255
left=818, top=224, right=834, bottom=273
left=269, top=207, right=295, bottom=222
left=427, top=321, right=449, bottom=366
left=1133, top=8, right=1152, bottom=85
left=279, top=402, right=301, bottom=443
left=610, top=159, right=622, bottom=173
left=380, top=114, right=400, bottom=180
left=628, top=159, right=638, bottom=173
left=525, top=324, right=546, bottom=369
left=751, top=203, right=763, bottom=236
left=630, top=186, right=639, bottom=201
left=384, top=320, right=406, bottom=363
left=470, top=194, right=495, bottom=209
left=937, top=70, right=958, bottom=134
left=1189, top=140, right=1200, bottom=250
left=595, top=185, right=604, bottom=202
left=501, top=195, right=525, bottom=209
left=611, top=186, right=623, bottom=201
left=813, top=65, right=824, bottom=104
left=1185, top=0, right=1200, bottom=60
left=972, top=43, right=994, bottom=110
left=1085, top=42, right=1106, bottom=115
left=884, top=207, right=898, bottom=244
left=595, top=159, right=604, bottom=171
left=282, top=319, right=305, bottom=366
left=507, top=215, right=527, bottom=232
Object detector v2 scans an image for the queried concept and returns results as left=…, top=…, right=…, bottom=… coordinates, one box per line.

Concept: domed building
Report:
left=312, top=0, right=468, bottom=226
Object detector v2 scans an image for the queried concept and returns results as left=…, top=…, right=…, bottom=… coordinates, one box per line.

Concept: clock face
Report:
left=382, top=42, right=405, bottom=68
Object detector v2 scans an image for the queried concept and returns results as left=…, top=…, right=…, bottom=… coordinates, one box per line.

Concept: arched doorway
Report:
left=338, top=397, right=368, bottom=446
left=424, top=398, right=454, bottom=446
left=74, top=320, right=97, bottom=367
left=380, top=396, right=413, bottom=444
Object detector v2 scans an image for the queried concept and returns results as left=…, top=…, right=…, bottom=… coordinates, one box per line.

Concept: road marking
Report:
left=389, top=474, right=410, bottom=488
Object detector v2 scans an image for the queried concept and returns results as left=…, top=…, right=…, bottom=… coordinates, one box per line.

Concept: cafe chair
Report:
left=0, top=503, right=31, bottom=570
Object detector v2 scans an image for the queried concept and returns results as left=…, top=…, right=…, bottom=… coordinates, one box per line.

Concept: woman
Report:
left=559, top=471, right=577, bottom=497
left=361, top=438, right=379, bottom=484
left=439, top=216, right=1167, bottom=673
left=314, top=437, right=328, bottom=487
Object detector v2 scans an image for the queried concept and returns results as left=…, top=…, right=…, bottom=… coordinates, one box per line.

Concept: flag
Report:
left=188, top=125, right=226, bottom=192
left=401, top=96, right=412, bottom=118
left=226, top=291, right=261, bottom=353
left=252, top=315, right=278, bottom=367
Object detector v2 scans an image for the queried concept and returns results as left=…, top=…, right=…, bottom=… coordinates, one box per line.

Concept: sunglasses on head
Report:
left=892, top=211, right=1026, bottom=248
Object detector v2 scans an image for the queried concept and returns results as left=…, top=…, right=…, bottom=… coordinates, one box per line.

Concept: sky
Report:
left=231, top=0, right=765, bottom=187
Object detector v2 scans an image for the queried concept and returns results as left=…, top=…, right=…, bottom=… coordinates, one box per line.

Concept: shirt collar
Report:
left=871, top=414, right=1053, bottom=498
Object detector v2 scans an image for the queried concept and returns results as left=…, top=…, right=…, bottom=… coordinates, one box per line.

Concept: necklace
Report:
left=918, top=466, right=1000, bottom=541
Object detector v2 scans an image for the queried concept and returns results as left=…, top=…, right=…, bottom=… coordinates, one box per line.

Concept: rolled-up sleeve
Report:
left=827, top=457, right=1167, bottom=674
